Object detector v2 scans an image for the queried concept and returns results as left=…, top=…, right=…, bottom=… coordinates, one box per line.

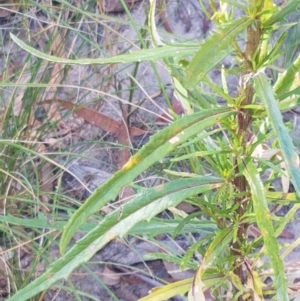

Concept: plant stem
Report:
left=232, top=7, right=262, bottom=301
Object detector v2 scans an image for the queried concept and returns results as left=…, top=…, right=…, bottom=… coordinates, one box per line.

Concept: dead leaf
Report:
left=157, top=0, right=173, bottom=33
left=172, top=99, right=184, bottom=115
left=117, top=109, right=131, bottom=168
left=155, top=99, right=184, bottom=124
left=252, top=144, right=300, bottom=193
left=101, top=265, right=121, bottom=286
left=190, top=279, right=207, bottom=301
left=245, top=261, right=265, bottom=301
left=129, top=126, right=149, bottom=136
left=119, top=186, right=135, bottom=204
left=58, top=99, right=120, bottom=133
left=176, top=202, right=197, bottom=214
left=46, top=99, right=148, bottom=136
left=163, top=260, right=194, bottom=281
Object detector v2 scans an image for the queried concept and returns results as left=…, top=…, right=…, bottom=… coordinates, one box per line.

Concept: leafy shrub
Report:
left=4, top=0, right=300, bottom=300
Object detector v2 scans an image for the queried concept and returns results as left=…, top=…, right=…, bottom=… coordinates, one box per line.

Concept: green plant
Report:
left=2, top=0, right=300, bottom=300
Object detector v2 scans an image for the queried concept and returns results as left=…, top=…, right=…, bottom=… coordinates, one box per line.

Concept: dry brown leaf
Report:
left=157, top=0, right=173, bottom=33
left=245, top=262, right=265, bottom=301
left=58, top=99, right=120, bottom=133
left=128, top=126, right=148, bottom=136
left=47, top=99, right=148, bottom=136
left=176, top=202, right=197, bottom=214
left=155, top=99, right=184, bottom=124
left=44, top=137, right=66, bottom=149
left=162, top=260, right=194, bottom=281
left=252, top=144, right=300, bottom=193
left=117, top=109, right=131, bottom=168
left=101, top=265, right=121, bottom=286
left=119, top=186, right=135, bottom=204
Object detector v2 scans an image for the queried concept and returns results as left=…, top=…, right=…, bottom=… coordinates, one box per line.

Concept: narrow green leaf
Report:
left=10, top=33, right=198, bottom=65
left=145, top=253, right=197, bottom=270
left=6, top=177, right=222, bottom=301
left=148, top=0, right=163, bottom=47
left=186, top=17, right=253, bottom=88
left=0, top=215, right=217, bottom=237
left=130, top=219, right=217, bottom=236
left=0, top=214, right=67, bottom=231
left=171, top=150, right=232, bottom=162
left=193, top=227, right=233, bottom=295
left=263, top=1, right=300, bottom=27
left=148, top=0, right=192, bottom=113
left=277, top=86, right=300, bottom=102
left=138, top=271, right=224, bottom=301
left=138, top=278, right=193, bottom=301
left=242, top=158, right=288, bottom=301
left=255, top=73, right=300, bottom=195
left=274, top=54, right=300, bottom=95
left=180, top=238, right=207, bottom=271
left=172, top=212, right=201, bottom=239
left=60, top=107, right=233, bottom=255
left=200, top=227, right=233, bottom=268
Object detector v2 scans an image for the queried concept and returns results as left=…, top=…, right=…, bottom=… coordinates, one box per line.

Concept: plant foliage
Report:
left=2, top=0, right=300, bottom=300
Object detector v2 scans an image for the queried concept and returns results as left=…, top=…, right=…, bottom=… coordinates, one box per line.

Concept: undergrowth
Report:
left=1, top=0, right=300, bottom=301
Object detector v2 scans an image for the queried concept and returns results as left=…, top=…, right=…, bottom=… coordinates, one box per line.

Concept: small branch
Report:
left=232, top=7, right=262, bottom=301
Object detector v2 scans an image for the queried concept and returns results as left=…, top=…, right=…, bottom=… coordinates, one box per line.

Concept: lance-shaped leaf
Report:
left=138, top=271, right=225, bottom=301
left=262, top=1, right=300, bottom=28
left=139, top=278, right=193, bottom=301
left=0, top=215, right=217, bottom=237
left=242, top=158, right=288, bottom=301
left=193, top=226, right=233, bottom=298
left=60, top=107, right=233, bottom=254
left=186, top=17, right=253, bottom=88
left=6, top=176, right=223, bottom=301
left=273, top=54, right=300, bottom=96
left=254, top=73, right=300, bottom=196
left=10, top=33, right=199, bottom=65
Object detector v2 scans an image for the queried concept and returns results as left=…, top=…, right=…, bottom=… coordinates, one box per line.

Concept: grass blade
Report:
left=10, top=33, right=198, bottom=65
